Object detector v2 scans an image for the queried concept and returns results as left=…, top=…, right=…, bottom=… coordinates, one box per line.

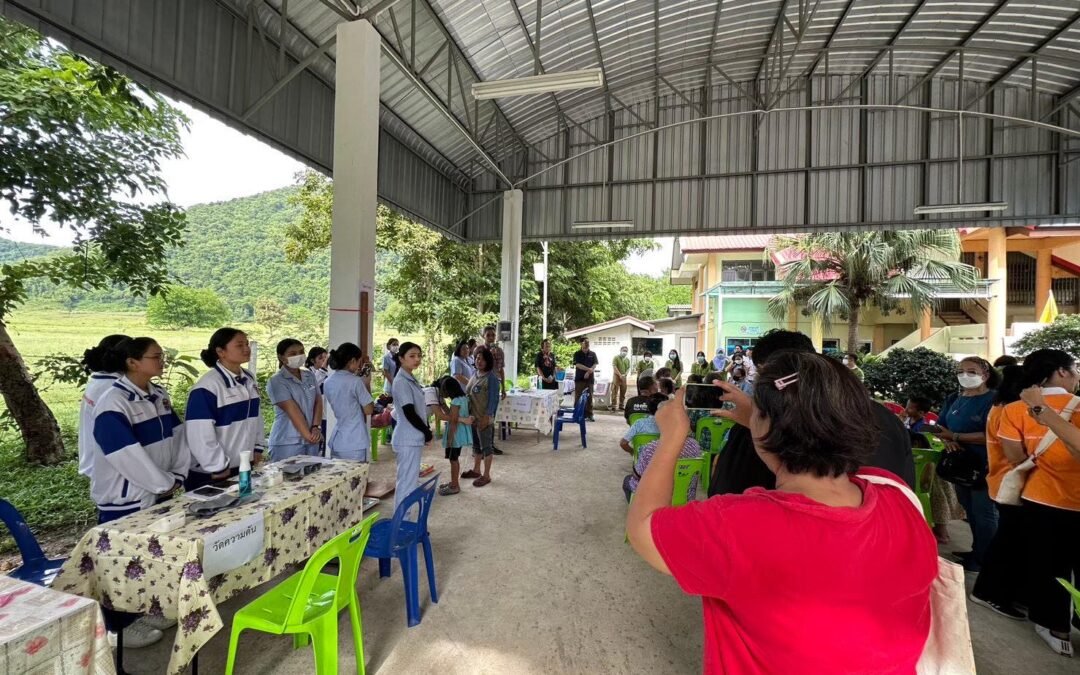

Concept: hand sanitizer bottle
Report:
left=239, top=451, right=252, bottom=497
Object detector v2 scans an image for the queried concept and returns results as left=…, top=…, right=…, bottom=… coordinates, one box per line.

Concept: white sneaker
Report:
left=1034, top=624, right=1074, bottom=657
left=108, top=622, right=164, bottom=649
left=137, top=615, right=177, bottom=631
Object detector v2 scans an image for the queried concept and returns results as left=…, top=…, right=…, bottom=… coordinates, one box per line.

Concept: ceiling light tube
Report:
left=472, top=69, right=604, bottom=100
left=913, top=202, right=1009, bottom=215
left=571, top=221, right=635, bottom=230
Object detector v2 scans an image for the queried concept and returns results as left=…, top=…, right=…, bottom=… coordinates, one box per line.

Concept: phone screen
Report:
left=191, top=486, right=225, bottom=498
left=684, top=383, right=727, bottom=410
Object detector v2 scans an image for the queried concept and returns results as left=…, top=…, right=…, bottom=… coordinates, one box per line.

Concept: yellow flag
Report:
left=1038, top=291, right=1059, bottom=324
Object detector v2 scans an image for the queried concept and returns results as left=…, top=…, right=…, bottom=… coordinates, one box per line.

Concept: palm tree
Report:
left=766, top=230, right=980, bottom=352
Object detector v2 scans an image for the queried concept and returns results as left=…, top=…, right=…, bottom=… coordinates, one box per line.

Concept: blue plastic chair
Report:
left=0, top=499, right=67, bottom=586
left=553, top=391, right=590, bottom=451
left=362, top=475, right=439, bottom=627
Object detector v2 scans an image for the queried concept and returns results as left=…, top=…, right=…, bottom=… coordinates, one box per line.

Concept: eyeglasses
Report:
left=141, top=354, right=167, bottom=362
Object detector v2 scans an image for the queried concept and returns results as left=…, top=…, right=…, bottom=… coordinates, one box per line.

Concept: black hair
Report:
left=327, top=343, right=363, bottom=371
left=276, top=338, right=303, bottom=357
left=993, top=355, right=1019, bottom=368
left=438, top=375, right=466, bottom=399
left=696, top=351, right=706, bottom=359
left=483, top=325, right=496, bottom=334
left=386, top=337, right=399, bottom=348
left=453, top=340, right=470, bottom=359
left=906, top=396, right=933, bottom=413
left=474, top=345, right=494, bottom=372
left=636, top=374, right=657, bottom=392
left=703, top=371, right=725, bottom=385
left=305, top=346, right=328, bottom=369
left=686, top=374, right=704, bottom=385
left=200, top=327, right=245, bottom=368
left=541, top=338, right=551, bottom=347
left=731, top=366, right=747, bottom=380
left=733, top=345, right=744, bottom=353
left=667, top=349, right=682, bottom=369
left=102, top=337, right=159, bottom=374
left=643, top=350, right=653, bottom=358
left=394, top=341, right=423, bottom=368
left=657, top=378, right=676, bottom=396
left=846, top=352, right=860, bottom=362
left=655, top=366, right=672, bottom=380
left=645, top=392, right=669, bottom=415
left=753, top=350, right=877, bottom=477
left=81, top=334, right=131, bottom=373
left=1019, top=349, right=1076, bottom=388
left=959, top=356, right=1002, bottom=389
left=751, top=329, right=815, bottom=366
left=467, top=337, right=477, bottom=347
left=992, top=365, right=1025, bottom=406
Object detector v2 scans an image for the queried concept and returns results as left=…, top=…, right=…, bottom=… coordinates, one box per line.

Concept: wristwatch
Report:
left=1029, top=405, right=1045, bottom=417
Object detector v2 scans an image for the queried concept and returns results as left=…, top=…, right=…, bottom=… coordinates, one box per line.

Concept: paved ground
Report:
left=124, top=413, right=1076, bottom=674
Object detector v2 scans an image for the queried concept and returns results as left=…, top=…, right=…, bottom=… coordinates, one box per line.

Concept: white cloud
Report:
left=623, top=237, right=674, bottom=277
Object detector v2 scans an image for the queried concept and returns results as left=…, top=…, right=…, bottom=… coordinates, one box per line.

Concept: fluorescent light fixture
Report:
left=571, top=221, right=635, bottom=231
left=472, top=69, right=604, bottom=100
left=913, top=202, right=1008, bottom=215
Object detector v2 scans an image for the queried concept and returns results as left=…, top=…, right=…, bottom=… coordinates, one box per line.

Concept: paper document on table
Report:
left=201, top=510, right=265, bottom=579
left=510, top=396, right=533, bottom=413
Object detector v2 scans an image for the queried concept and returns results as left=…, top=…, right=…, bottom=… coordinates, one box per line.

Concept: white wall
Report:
left=575, top=326, right=633, bottom=381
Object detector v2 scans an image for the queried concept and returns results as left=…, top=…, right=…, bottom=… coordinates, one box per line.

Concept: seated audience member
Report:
left=686, top=373, right=704, bottom=385
left=730, top=366, right=753, bottom=395
left=657, top=377, right=676, bottom=397
left=626, top=352, right=937, bottom=674
left=623, top=395, right=701, bottom=502
left=709, top=329, right=915, bottom=497
left=655, top=366, right=673, bottom=381
left=902, top=396, right=932, bottom=432
left=625, top=376, right=658, bottom=423
left=620, top=393, right=668, bottom=454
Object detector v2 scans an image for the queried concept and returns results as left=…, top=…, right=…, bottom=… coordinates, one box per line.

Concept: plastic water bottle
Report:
left=239, top=451, right=252, bottom=497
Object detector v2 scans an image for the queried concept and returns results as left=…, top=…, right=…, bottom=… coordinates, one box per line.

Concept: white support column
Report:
left=499, top=190, right=524, bottom=385
left=329, top=19, right=380, bottom=358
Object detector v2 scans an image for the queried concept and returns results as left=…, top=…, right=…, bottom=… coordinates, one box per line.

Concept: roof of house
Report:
left=563, top=316, right=654, bottom=339
left=679, top=235, right=776, bottom=252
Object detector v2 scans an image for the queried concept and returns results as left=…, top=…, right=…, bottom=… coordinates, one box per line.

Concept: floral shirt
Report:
left=627, top=437, right=702, bottom=496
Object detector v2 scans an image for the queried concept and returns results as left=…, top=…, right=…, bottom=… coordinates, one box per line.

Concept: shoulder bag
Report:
left=996, top=395, right=1080, bottom=506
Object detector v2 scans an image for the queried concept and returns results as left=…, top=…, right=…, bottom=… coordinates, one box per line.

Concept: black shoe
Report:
left=969, top=594, right=1026, bottom=621
left=586, top=416, right=596, bottom=422
left=949, top=551, right=973, bottom=565
left=493, top=448, right=504, bottom=455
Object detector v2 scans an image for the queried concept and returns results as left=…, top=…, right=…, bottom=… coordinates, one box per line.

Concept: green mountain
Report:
left=0, top=237, right=57, bottom=263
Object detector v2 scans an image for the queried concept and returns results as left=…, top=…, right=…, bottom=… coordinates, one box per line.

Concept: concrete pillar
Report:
left=328, top=20, right=380, bottom=359
left=919, top=308, right=933, bottom=341
left=499, top=190, right=523, bottom=385
left=1035, top=248, right=1052, bottom=319
left=810, top=315, right=824, bottom=352
left=787, top=303, right=798, bottom=331
left=986, top=228, right=1008, bottom=361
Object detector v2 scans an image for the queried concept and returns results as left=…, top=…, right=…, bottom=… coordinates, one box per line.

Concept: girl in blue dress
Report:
left=322, top=342, right=376, bottom=461
left=430, top=376, right=474, bottom=496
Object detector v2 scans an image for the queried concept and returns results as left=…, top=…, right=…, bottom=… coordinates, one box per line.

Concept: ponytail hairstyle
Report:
left=327, top=342, right=363, bottom=371
left=394, top=341, right=422, bottom=368
left=1019, top=349, right=1076, bottom=388
left=306, top=346, right=328, bottom=369
left=102, top=337, right=159, bottom=374
left=81, top=334, right=131, bottom=374
left=992, top=365, right=1025, bottom=406
left=959, top=356, right=1001, bottom=390
left=200, top=327, right=245, bottom=368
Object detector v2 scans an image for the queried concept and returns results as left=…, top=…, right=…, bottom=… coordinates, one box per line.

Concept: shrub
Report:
left=863, top=347, right=957, bottom=408
left=1012, top=314, right=1080, bottom=358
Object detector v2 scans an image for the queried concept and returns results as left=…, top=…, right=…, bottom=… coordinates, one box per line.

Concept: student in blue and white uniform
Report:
left=184, top=328, right=265, bottom=490
left=322, top=342, right=375, bottom=462
left=381, top=337, right=400, bottom=388
left=390, top=342, right=433, bottom=509
left=91, top=337, right=188, bottom=523
left=77, top=334, right=129, bottom=477
left=306, top=346, right=330, bottom=387
left=267, top=338, right=323, bottom=461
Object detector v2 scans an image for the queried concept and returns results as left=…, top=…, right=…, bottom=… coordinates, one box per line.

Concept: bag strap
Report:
left=1032, top=395, right=1080, bottom=459
left=856, top=474, right=924, bottom=517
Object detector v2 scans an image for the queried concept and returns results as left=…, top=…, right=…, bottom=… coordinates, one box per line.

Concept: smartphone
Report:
left=188, top=485, right=226, bottom=500
left=684, top=383, right=728, bottom=410
left=211, top=478, right=238, bottom=490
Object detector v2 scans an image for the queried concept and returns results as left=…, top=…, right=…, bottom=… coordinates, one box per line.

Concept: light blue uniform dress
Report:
left=267, top=367, right=321, bottom=461
left=390, top=368, right=428, bottom=509
left=322, top=370, right=375, bottom=461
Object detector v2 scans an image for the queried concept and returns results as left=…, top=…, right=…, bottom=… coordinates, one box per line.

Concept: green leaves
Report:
left=863, top=347, right=959, bottom=407
left=1012, top=315, right=1080, bottom=358
left=146, top=286, right=231, bottom=329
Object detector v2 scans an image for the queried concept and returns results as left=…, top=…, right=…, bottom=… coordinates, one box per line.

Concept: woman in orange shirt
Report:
left=995, top=349, right=1080, bottom=657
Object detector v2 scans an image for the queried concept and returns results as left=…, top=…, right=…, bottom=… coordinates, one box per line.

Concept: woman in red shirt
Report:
left=626, top=351, right=937, bottom=674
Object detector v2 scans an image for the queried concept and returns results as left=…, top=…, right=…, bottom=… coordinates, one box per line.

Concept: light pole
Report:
left=533, top=241, right=549, bottom=339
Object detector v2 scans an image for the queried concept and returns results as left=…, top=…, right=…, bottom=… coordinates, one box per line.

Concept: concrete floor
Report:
left=124, top=413, right=1076, bottom=674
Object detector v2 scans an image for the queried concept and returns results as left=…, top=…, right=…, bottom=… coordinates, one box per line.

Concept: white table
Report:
left=495, top=390, right=562, bottom=435
left=559, top=379, right=610, bottom=408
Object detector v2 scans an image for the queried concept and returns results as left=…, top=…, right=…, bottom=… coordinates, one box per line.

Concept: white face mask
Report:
left=842, top=357, right=850, bottom=365
left=697, top=357, right=706, bottom=364
left=669, top=353, right=677, bottom=360
left=620, top=350, right=628, bottom=357
left=957, top=373, right=984, bottom=389
left=285, top=354, right=305, bottom=369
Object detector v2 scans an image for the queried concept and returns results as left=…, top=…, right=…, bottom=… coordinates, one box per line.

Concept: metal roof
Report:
left=4, top=0, right=1080, bottom=240
left=680, top=234, right=776, bottom=251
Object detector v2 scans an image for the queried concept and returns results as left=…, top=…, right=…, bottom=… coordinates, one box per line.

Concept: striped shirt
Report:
left=185, top=362, right=265, bottom=474
left=78, top=373, right=119, bottom=477
left=91, top=377, right=188, bottom=514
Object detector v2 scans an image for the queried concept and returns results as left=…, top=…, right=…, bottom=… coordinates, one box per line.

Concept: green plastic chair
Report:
left=226, top=512, right=381, bottom=675
left=912, top=436, right=944, bottom=527
left=368, top=428, right=382, bottom=461
left=1058, top=578, right=1080, bottom=619
left=695, top=417, right=734, bottom=455
left=672, top=457, right=706, bottom=506
left=628, top=413, right=648, bottom=427
left=631, top=433, right=660, bottom=464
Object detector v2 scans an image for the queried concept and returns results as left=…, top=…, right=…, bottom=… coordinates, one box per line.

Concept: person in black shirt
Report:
left=572, top=338, right=599, bottom=421
left=534, top=339, right=558, bottom=390
left=707, top=329, right=915, bottom=497
left=624, top=375, right=659, bottom=424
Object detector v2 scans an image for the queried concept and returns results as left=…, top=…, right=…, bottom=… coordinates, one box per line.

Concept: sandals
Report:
left=438, top=484, right=460, bottom=496
left=460, top=470, right=481, bottom=479
left=472, top=476, right=491, bottom=487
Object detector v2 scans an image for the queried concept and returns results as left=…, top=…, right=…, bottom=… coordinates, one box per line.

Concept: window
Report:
left=593, top=336, right=618, bottom=346
left=725, top=338, right=758, bottom=354
left=721, top=260, right=775, bottom=282
left=632, top=337, right=663, bottom=356
left=822, top=339, right=841, bottom=355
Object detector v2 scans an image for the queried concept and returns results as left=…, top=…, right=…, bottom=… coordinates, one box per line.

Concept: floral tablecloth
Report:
left=0, top=576, right=114, bottom=675
left=495, top=390, right=562, bottom=435
left=559, top=379, right=610, bottom=407
left=54, top=461, right=369, bottom=675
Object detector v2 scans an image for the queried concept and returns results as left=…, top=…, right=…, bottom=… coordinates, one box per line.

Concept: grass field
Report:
left=0, top=307, right=418, bottom=557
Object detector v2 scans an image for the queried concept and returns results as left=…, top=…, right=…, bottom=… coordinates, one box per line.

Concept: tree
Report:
left=1012, top=315, right=1080, bottom=357
left=146, top=286, right=230, bottom=329
left=766, top=231, right=979, bottom=352
left=254, top=297, right=288, bottom=340
left=0, top=19, right=187, bottom=464
left=862, top=347, right=958, bottom=407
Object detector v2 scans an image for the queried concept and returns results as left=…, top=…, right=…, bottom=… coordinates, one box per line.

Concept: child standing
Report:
left=463, top=346, right=500, bottom=487
left=430, top=377, right=474, bottom=495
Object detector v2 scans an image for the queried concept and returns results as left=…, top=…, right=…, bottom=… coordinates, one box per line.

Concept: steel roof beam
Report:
left=755, top=0, right=793, bottom=102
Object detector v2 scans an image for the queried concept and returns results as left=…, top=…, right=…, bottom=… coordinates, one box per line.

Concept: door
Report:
left=680, top=336, right=696, bottom=361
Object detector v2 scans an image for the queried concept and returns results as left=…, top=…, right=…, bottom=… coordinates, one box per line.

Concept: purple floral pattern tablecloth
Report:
left=0, top=576, right=114, bottom=675
left=53, top=461, right=369, bottom=675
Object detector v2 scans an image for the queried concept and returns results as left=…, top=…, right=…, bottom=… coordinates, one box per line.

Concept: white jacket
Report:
left=184, top=362, right=265, bottom=474
left=78, top=373, right=119, bottom=477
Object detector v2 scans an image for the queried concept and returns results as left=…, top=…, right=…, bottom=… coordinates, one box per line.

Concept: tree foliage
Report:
left=863, top=347, right=958, bottom=407
left=1012, top=314, right=1080, bottom=357
left=146, top=285, right=230, bottom=329
left=766, top=230, right=979, bottom=352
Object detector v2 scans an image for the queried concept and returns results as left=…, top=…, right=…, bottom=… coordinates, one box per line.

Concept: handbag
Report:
left=996, top=395, right=1080, bottom=505
left=858, top=474, right=976, bottom=675
left=936, top=448, right=987, bottom=489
